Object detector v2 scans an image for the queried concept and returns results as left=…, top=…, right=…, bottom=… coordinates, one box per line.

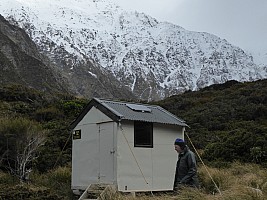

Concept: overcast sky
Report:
left=114, top=0, right=267, bottom=54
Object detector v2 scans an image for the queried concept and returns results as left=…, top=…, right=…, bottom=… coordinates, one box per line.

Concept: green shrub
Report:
left=0, top=171, right=19, bottom=186
left=0, top=117, right=47, bottom=179
left=31, top=167, right=72, bottom=199
left=0, top=184, right=63, bottom=200
left=35, top=107, right=64, bottom=122
left=61, top=100, right=87, bottom=117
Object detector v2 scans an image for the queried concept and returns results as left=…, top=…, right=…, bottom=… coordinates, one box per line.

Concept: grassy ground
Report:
left=115, top=162, right=267, bottom=200
left=0, top=162, right=266, bottom=199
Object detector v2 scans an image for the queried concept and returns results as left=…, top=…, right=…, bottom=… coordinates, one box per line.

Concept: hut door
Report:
left=98, top=122, right=115, bottom=184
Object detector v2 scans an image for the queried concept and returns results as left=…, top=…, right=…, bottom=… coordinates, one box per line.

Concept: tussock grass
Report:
left=1, top=162, right=266, bottom=199
left=114, top=162, right=267, bottom=200
left=30, top=166, right=73, bottom=199
left=0, top=171, right=19, bottom=185
left=199, top=166, right=233, bottom=193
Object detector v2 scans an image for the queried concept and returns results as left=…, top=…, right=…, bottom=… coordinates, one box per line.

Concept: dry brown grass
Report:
left=113, top=162, right=267, bottom=200
left=1, top=162, right=267, bottom=199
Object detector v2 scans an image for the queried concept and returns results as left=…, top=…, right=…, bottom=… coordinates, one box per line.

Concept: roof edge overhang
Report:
left=119, top=119, right=189, bottom=127
left=69, top=98, right=122, bottom=130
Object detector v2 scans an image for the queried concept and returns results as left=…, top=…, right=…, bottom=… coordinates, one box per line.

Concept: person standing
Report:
left=173, top=138, right=199, bottom=190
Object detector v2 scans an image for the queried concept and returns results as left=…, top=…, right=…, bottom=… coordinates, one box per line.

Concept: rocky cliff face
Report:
left=0, top=14, right=70, bottom=94
left=0, top=0, right=266, bottom=101
left=0, top=13, right=135, bottom=100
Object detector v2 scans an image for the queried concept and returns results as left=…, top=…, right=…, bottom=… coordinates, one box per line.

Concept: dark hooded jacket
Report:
left=174, top=145, right=199, bottom=188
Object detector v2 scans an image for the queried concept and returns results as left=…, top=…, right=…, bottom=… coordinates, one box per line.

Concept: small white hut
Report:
left=70, top=98, right=188, bottom=193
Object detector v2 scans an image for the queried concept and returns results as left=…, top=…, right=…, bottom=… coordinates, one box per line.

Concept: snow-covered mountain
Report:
left=0, top=0, right=266, bottom=101
left=251, top=51, right=267, bottom=73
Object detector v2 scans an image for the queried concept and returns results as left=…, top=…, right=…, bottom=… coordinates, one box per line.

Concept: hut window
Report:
left=134, top=121, right=153, bottom=148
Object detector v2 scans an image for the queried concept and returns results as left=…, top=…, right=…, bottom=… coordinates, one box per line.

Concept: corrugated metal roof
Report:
left=94, top=98, right=187, bottom=126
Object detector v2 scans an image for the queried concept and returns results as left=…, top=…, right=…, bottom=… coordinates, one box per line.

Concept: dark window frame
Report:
left=134, top=121, right=153, bottom=148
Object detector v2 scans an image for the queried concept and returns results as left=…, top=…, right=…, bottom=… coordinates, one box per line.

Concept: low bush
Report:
left=0, top=184, right=62, bottom=200
left=30, top=166, right=73, bottom=199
